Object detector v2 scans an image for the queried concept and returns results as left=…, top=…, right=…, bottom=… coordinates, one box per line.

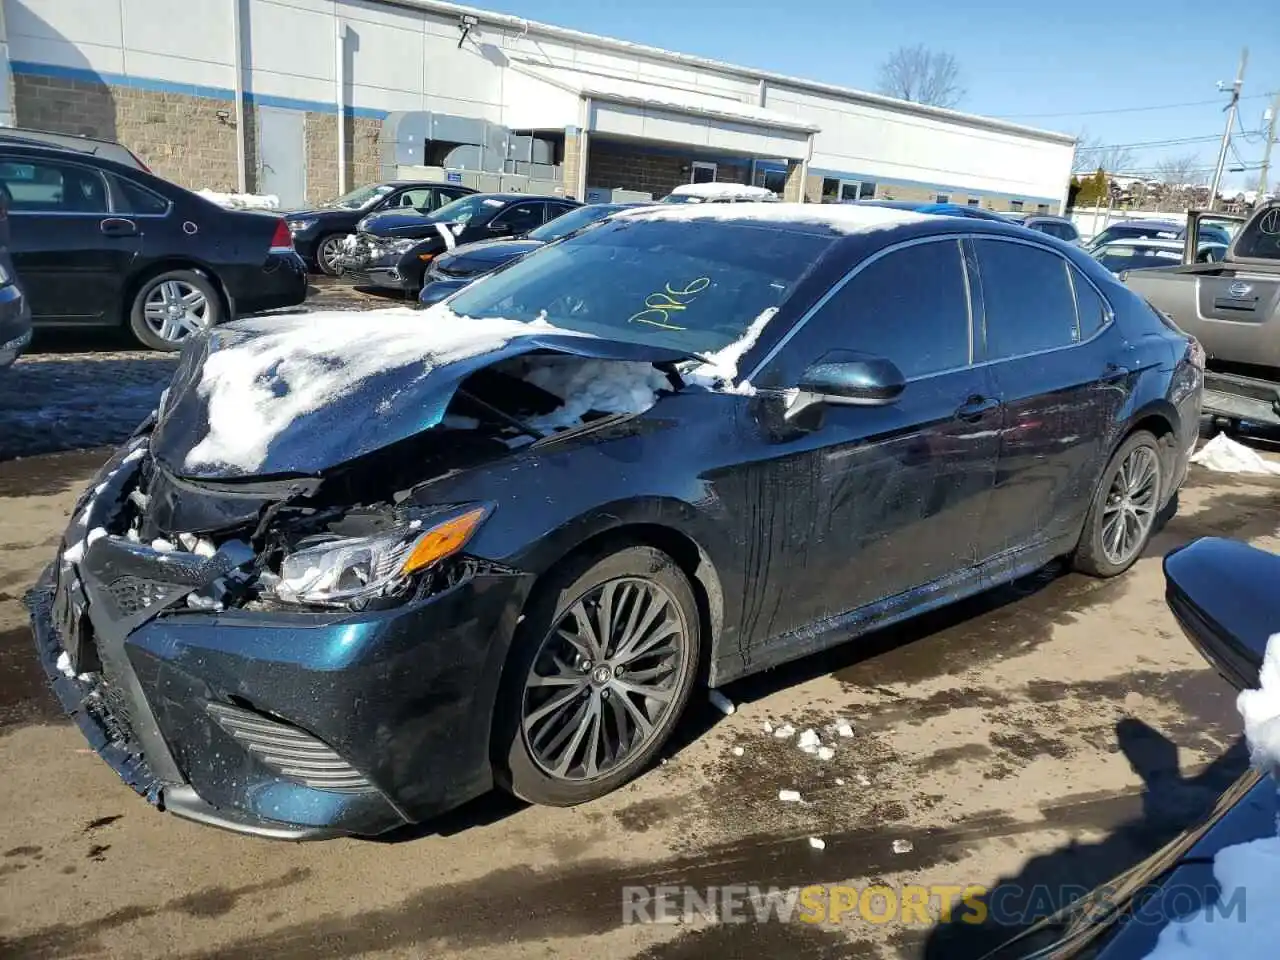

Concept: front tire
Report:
left=1073, top=431, right=1163, bottom=577
left=493, top=545, right=701, bottom=806
left=128, top=269, right=221, bottom=352
left=315, top=234, right=346, bottom=276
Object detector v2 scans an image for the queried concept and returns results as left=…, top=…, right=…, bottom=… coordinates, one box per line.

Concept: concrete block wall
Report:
left=586, top=143, right=751, bottom=199
left=13, top=73, right=383, bottom=202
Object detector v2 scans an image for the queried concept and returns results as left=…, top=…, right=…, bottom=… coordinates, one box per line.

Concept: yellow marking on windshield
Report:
left=628, top=277, right=711, bottom=330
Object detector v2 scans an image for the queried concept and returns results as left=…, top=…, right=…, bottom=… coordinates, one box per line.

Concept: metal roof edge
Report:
left=372, top=0, right=1078, bottom=146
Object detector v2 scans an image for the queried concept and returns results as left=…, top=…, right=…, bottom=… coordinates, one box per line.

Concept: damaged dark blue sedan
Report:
left=29, top=203, right=1204, bottom=838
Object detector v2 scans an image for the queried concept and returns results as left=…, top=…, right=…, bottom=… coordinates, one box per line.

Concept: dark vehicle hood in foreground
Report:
left=150, top=319, right=692, bottom=480
left=435, top=239, right=543, bottom=275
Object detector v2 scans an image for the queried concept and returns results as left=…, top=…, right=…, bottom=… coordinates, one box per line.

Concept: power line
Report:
left=998, top=92, right=1274, bottom=120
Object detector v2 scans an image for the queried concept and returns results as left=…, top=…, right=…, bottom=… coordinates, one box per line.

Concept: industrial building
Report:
left=0, top=0, right=1076, bottom=211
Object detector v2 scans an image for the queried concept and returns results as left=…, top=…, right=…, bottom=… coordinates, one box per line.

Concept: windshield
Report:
left=447, top=217, right=834, bottom=354
left=1093, top=244, right=1184, bottom=273
left=527, top=205, right=623, bottom=242
left=323, top=183, right=395, bottom=210
left=1090, top=224, right=1180, bottom=248
left=429, top=194, right=505, bottom=225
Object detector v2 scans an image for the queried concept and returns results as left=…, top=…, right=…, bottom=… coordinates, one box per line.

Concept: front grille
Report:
left=206, top=702, right=372, bottom=792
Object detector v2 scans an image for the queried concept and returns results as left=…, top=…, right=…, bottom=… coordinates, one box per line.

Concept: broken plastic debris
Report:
left=837, top=722, right=855, bottom=738
left=731, top=746, right=745, bottom=757
left=797, top=729, right=821, bottom=753
left=54, top=651, right=74, bottom=678
left=808, top=837, right=826, bottom=851
left=773, top=723, right=796, bottom=739
left=177, top=533, right=198, bottom=551
left=817, top=746, right=835, bottom=761
left=151, top=538, right=176, bottom=553
left=892, top=839, right=914, bottom=854
left=708, top=690, right=736, bottom=715
left=86, top=528, right=106, bottom=546
left=194, top=539, right=217, bottom=558
left=778, top=789, right=802, bottom=803
left=835, top=777, right=846, bottom=786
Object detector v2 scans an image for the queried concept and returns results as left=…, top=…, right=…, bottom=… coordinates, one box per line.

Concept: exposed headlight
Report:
left=287, top=218, right=317, bottom=233
left=387, top=238, right=419, bottom=254
left=272, top=505, right=489, bottom=606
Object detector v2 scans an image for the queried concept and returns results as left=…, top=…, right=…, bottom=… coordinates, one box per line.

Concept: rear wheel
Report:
left=1073, top=431, right=1163, bottom=577
left=315, top=234, right=346, bottom=276
left=493, top=545, right=701, bottom=806
left=128, top=269, right=220, bottom=352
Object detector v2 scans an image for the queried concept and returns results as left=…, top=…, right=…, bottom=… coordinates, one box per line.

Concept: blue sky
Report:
left=477, top=0, right=1280, bottom=190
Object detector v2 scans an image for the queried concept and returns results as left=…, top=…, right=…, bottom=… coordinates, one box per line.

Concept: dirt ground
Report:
left=1, top=300, right=1278, bottom=958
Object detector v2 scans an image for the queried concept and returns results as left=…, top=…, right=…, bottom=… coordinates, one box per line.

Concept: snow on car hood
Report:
left=150, top=307, right=692, bottom=480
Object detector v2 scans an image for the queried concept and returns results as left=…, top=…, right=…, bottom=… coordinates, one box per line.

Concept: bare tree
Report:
left=1154, top=154, right=1203, bottom=211
left=1072, top=133, right=1135, bottom=176
left=876, top=45, right=965, bottom=109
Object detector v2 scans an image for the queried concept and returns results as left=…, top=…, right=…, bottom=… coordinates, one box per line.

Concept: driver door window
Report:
left=491, top=202, right=545, bottom=234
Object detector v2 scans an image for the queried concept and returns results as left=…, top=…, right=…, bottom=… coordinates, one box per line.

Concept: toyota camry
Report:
left=29, top=203, right=1202, bottom=838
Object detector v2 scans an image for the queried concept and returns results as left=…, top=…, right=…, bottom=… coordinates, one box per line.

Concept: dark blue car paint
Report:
left=29, top=214, right=1202, bottom=837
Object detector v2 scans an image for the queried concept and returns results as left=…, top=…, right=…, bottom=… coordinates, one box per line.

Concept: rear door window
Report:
left=974, top=239, right=1079, bottom=358
left=492, top=202, right=546, bottom=233
left=792, top=238, right=972, bottom=379
left=1071, top=266, right=1109, bottom=337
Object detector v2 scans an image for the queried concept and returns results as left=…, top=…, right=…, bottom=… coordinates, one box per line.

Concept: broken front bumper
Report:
left=27, top=439, right=530, bottom=839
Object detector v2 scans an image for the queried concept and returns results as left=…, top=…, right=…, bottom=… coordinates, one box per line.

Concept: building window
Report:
left=967, top=197, right=980, bottom=207
left=762, top=170, right=786, bottom=195
left=821, top=178, right=840, bottom=202
left=1010, top=199, right=1024, bottom=212
left=1037, top=203, right=1050, bottom=214
left=935, top=193, right=950, bottom=204
left=690, top=161, right=717, bottom=184
left=858, top=181, right=876, bottom=199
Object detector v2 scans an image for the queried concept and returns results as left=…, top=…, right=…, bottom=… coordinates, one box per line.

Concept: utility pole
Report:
left=1209, top=47, right=1248, bottom=211
left=1258, top=94, right=1280, bottom=202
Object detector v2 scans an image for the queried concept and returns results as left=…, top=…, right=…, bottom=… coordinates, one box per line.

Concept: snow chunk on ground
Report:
left=1239, top=633, right=1280, bottom=771
left=520, top=356, right=672, bottom=432
left=617, top=201, right=930, bottom=234
left=797, top=729, right=821, bottom=754
left=772, top=723, right=796, bottom=739
left=778, top=789, right=802, bottom=802
left=196, top=189, right=280, bottom=211
left=666, top=182, right=778, bottom=202
left=185, top=307, right=568, bottom=472
left=55, top=651, right=74, bottom=678
left=684, top=308, right=777, bottom=389
left=1140, top=837, right=1280, bottom=958
left=1191, top=434, right=1280, bottom=476
left=808, top=837, right=826, bottom=850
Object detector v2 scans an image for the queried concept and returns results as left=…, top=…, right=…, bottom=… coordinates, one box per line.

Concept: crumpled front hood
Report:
left=150, top=309, right=691, bottom=481
left=437, top=239, right=542, bottom=275
left=359, top=210, right=444, bottom=237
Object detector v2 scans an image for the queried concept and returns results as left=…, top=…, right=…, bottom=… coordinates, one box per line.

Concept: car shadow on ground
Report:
left=918, top=720, right=1249, bottom=959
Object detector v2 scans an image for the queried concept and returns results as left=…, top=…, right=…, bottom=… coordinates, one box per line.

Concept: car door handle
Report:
left=100, top=218, right=138, bottom=238
left=955, top=395, right=1000, bottom=422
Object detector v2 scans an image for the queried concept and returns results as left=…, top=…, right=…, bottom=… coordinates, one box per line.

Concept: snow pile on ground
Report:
left=666, top=182, right=778, bottom=202
left=518, top=356, right=673, bottom=432
left=1141, top=634, right=1280, bottom=959
left=1190, top=434, right=1280, bottom=476
left=1239, top=632, right=1280, bottom=772
left=196, top=189, right=280, bottom=211
left=617, top=201, right=928, bottom=234
left=184, top=307, right=566, bottom=471
left=683, top=307, right=777, bottom=391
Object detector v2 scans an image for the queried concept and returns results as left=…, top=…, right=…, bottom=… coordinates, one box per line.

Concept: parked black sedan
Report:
left=0, top=191, right=31, bottom=368
left=285, top=180, right=476, bottom=275
left=29, top=203, right=1202, bottom=838
left=0, top=143, right=307, bottom=351
left=339, top=192, right=579, bottom=294
left=419, top=201, right=651, bottom=305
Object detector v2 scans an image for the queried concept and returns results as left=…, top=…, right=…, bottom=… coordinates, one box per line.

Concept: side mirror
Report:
left=797, top=352, right=905, bottom=407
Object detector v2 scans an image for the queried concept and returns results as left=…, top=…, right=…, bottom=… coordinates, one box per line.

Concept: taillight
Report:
left=269, top=218, right=294, bottom=253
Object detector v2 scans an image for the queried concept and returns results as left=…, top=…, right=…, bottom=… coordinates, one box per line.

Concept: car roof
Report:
left=383, top=180, right=476, bottom=189
left=857, top=199, right=1011, bottom=221
left=1105, top=219, right=1183, bottom=231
